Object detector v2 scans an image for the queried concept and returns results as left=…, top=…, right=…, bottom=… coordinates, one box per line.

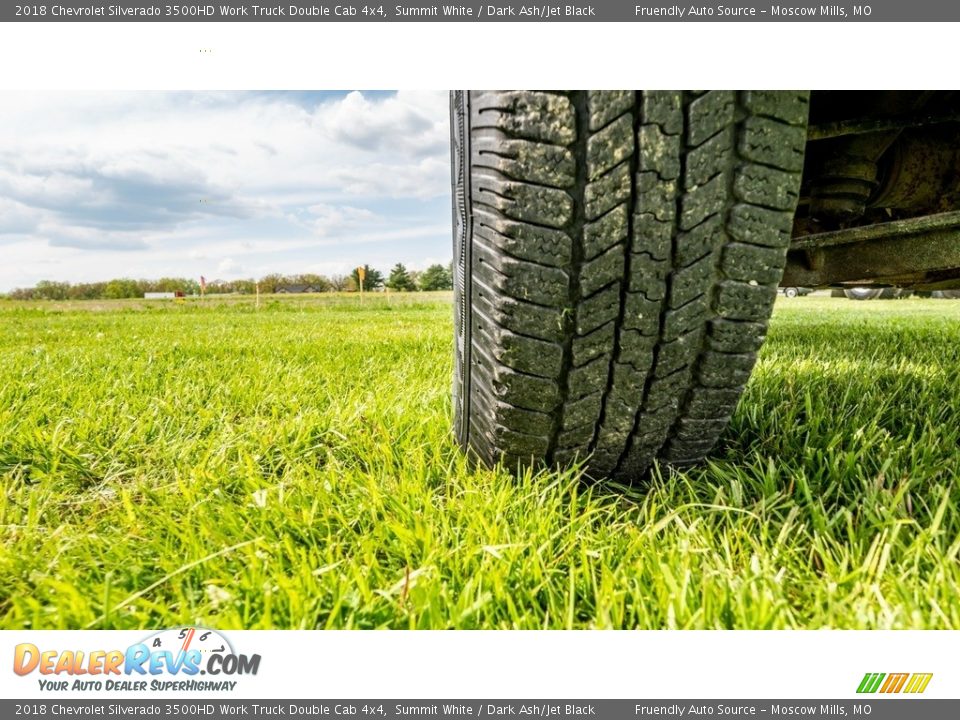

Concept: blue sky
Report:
left=0, top=91, right=451, bottom=291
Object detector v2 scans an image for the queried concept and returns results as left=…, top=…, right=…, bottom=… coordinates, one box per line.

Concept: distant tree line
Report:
left=3, top=263, right=454, bottom=300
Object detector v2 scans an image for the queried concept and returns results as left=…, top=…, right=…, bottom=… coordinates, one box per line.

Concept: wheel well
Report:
left=786, top=91, right=960, bottom=290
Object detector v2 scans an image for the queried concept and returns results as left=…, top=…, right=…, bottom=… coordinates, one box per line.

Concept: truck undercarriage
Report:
left=785, top=90, right=960, bottom=291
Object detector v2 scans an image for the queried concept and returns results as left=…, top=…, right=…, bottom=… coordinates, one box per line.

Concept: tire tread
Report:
left=452, top=90, right=809, bottom=479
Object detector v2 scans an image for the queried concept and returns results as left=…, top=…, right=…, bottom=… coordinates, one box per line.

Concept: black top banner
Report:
left=2, top=0, right=952, bottom=22
left=3, top=700, right=960, bottom=719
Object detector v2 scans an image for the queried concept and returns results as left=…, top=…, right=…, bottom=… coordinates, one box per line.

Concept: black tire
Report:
left=451, top=91, right=809, bottom=482
left=783, top=287, right=799, bottom=298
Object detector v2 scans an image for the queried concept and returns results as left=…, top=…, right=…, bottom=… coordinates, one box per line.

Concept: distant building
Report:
left=275, top=284, right=319, bottom=294
left=144, top=292, right=182, bottom=299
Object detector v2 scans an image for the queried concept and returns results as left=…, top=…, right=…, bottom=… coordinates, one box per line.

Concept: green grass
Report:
left=2, top=292, right=959, bottom=629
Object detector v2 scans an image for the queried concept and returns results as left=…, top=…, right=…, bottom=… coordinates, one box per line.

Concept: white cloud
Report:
left=306, top=203, right=379, bottom=236
left=0, top=196, right=43, bottom=236
left=217, top=258, right=243, bottom=275
left=319, top=90, right=447, bottom=157
left=0, top=90, right=452, bottom=290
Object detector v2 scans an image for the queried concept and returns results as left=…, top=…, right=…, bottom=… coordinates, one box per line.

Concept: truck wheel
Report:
left=783, top=287, right=799, bottom=298
left=451, top=91, right=809, bottom=481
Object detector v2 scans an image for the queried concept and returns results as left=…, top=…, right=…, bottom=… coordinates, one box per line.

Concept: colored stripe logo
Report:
left=857, top=672, right=933, bottom=694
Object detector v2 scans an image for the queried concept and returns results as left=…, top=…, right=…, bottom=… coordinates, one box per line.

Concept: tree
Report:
left=419, top=263, right=454, bottom=291
left=293, top=273, right=331, bottom=292
left=328, top=274, right=349, bottom=292
left=34, top=280, right=71, bottom=300
left=257, top=273, right=285, bottom=294
left=350, top=265, right=383, bottom=292
left=155, top=277, right=195, bottom=294
left=103, top=278, right=140, bottom=299
left=232, top=279, right=256, bottom=295
left=386, top=263, right=416, bottom=292
left=8, top=286, right=37, bottom=300
left=69, top=282, right=106, bottom=300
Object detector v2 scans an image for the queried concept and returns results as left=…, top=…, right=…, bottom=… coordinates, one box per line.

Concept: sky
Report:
left=0, top=90, right=452, bottom=291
